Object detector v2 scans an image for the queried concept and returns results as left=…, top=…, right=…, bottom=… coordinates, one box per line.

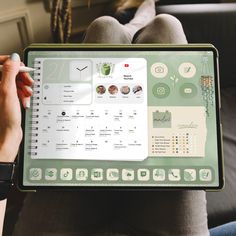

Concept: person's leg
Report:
left=124, top=0, right=156, bottom=39
left=210, top=221, right=236, bottom=236
left=116, top=191, right=209, bottom=236
left=83, top=15, right=132, bottom=43
left=115, top=14, right=208, bottom=236
left=13, top=192, right=114, bottom=236
left=133, top=13, right=187, bottom=44
left=83, top=0, right=156, bottom=43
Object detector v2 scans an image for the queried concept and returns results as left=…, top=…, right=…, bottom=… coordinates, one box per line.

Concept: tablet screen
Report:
left=20, top=45, right=223, bottom=189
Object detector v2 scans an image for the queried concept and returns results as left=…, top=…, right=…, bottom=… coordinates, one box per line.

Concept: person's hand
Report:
left=0, top=53, right=34, bottom=162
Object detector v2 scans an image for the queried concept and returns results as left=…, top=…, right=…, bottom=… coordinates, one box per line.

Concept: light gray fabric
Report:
left=83, top=0, right=156, bottom=43
left=133, top=14, right=187, bottom=44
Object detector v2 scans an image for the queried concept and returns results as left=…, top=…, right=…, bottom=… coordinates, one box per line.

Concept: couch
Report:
left=3, top=3, right=236, bottom=235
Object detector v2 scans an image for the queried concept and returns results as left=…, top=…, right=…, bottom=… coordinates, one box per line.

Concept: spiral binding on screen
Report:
left=28, top=59, right=42, bottom=157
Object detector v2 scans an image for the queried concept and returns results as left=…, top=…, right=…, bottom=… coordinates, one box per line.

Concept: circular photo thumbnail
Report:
left=96, top=85, right=106, bottom=95
left=108, top=85, right=118, bottom=95
left=133, top=85, right=143, bottom=95
left=120, top=86, right=130, bottom=95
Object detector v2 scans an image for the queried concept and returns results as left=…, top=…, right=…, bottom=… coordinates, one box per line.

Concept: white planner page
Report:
left=29, top=58, right=148, bottom=161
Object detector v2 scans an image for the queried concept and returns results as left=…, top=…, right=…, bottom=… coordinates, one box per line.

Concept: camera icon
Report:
left=155, top=66, right=164, bottom=73
left=151, top=63, right=168, bottom=78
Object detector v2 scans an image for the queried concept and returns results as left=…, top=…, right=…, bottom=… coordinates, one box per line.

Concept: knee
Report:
left=87, top=16, right=120, bottom=33
left=149, top=13, right=187, bottom=44
left=152, top=14, right=184, bottom=31
left=84, top=16, right=131, bottom=43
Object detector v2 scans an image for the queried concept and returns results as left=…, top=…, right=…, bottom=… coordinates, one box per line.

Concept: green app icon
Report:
left=180, top=83, right=197, bottom=98
left=152, top=83, right=170, bottom=99
left=184, top=169, right=196, bottom=181
left=101, top=63, right=111, bottom=75
left=45, top=168, right=57, bottom=180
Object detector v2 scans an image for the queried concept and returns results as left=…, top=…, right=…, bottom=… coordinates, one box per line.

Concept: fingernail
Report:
left=10, top=53, right=20, bottom=62
left=25, top=100, right=30, bottom=109
left=30, top=77, right=35, bottom=83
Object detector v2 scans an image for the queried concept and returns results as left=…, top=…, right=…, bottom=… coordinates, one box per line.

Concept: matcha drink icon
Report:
left=101, top=63, right=111, bottom=75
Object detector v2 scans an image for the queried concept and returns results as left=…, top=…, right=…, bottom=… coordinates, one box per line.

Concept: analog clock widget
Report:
left=69, top=60, right=92, bottom=82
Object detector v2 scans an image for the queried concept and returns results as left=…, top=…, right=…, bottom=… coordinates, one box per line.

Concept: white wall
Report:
left=0, top=0, right=111, bottom=57
left=0, top=0, right=51, bottom=57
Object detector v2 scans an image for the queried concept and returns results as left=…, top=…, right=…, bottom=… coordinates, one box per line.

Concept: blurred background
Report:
left=0, top=0, right=235, bottom=58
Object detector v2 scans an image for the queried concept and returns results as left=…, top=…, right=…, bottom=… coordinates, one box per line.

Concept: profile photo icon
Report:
left=132, top=85, right=143, bottom=95
left=108, top=85, right=118, bottom=95
left=120, top=86, right=130, bottom=95
left=96, top=85, right=106, bottom=95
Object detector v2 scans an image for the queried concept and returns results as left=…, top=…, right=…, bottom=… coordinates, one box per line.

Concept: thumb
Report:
left=1, top=53, right=20, bottom=90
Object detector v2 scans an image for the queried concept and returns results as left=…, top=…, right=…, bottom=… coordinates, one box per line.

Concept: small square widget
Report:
left=122, top=169, right=134, bottom=181
left=137, top=169, right=150, bottom=181
left=184, top=169, right=196, bottom=181
left=107, top=169, right=119, bottom=181
left=45, top=168, right=57, bottom=180
left=29, top=168, right=42, bottom=180
left=153, top=169, right=165, bottom=181
left=199, top=169, right=212, bottom=181
left=76, top=168, right=88, bottom=181
left=168, top=169, right=181, bottom=181
left=91, top=168, right=103, bottom=181
left=60, top=168, right=73, bottom=181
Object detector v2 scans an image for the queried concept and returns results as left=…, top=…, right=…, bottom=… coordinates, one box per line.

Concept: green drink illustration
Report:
left=101, top=63, right=111, bottom=75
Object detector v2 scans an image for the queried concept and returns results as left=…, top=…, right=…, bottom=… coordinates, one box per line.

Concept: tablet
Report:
left=19, top=44, right=224, bottom=190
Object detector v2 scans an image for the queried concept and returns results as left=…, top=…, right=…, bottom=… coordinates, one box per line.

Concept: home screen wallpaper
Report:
left=22, top=49, right=220, bottom=187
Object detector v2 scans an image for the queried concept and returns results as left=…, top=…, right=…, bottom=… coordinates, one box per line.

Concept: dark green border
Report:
left=18, top=44, right=224, bottom=192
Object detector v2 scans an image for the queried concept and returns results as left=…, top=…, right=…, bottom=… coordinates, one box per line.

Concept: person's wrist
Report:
left=0, top=148, right=18, bottom=162
left=0, top=162, right=16, bottom=201
left=0, top=128, right=22, bottom=162
left=0, top=146, right=20, bottom=162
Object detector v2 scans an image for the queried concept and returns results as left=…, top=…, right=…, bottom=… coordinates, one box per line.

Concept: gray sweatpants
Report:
left=13, top=14, right=209, bottom=236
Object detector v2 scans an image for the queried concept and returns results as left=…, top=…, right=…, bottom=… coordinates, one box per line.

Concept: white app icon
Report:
left=76, top=168, right=88, bottom=181
left=60, top=168, right=73, bottom=180
left=151, top=63, right=168, bottom=78
left=137, top=169, right=150, bottom=181
left=122, top=169, right=135, bottom=181
left=199, top=169, right=212, bottom=181
left=45, top=168, right=57, bottom=180
left=168, top=169, right=181, bottom=181
left=184, top=169, right=196, bottom=181
left=107, top=169, right=119, bottom=181
left=153, top=169, right=165, bottom=181
left=178, top=62, right=196, bottom=78
left=29, top=168, right=42, bottom=180
left=91, top=168, right=103, bottom=181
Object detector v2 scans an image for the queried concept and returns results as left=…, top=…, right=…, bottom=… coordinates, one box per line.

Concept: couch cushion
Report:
left=157, top=4, right=236, bottom=89
left=207, top=87, right=236, bottom=228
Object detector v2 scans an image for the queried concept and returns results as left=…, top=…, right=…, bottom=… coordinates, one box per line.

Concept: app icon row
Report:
left=29, top=168, right=213, bottom=182
left=152, top=82, right=198, bottom=99
left=151, top=62, right=196, bottom=78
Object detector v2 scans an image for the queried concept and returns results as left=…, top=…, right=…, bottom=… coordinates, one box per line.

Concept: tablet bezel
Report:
left=18, top=44, right=224, bottom=191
